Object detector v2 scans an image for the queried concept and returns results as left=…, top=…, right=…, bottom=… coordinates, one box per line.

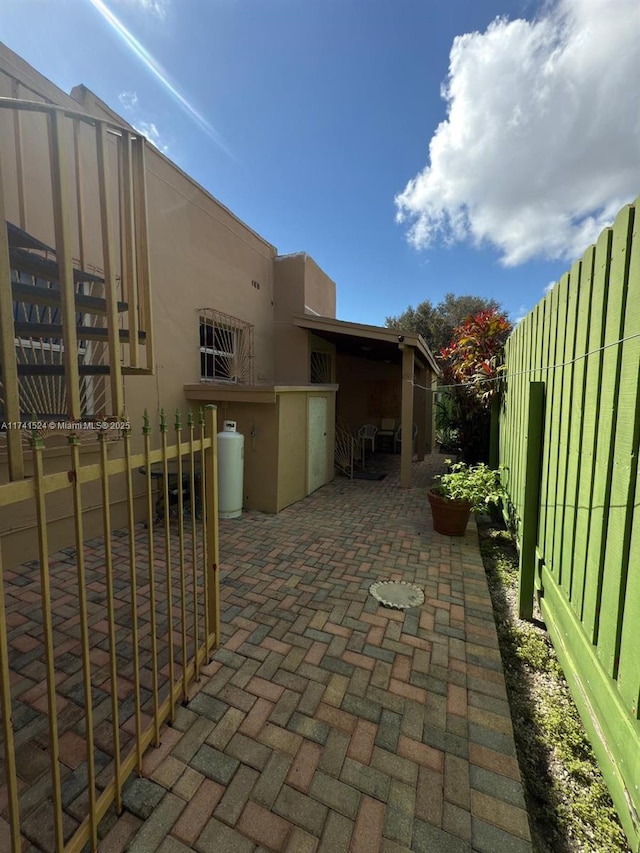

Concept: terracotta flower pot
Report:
left=428, top=489, right=472, bottom=536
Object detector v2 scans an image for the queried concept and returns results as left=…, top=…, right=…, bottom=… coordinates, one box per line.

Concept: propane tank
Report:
left=217, top=420, right=244, bottom=518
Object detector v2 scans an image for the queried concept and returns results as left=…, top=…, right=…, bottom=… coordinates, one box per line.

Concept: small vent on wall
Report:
left=251, top=280, right=260, bottom=290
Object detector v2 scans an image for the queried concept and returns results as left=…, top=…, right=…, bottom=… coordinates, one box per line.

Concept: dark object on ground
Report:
left=353, top=471, right=386, bottom=481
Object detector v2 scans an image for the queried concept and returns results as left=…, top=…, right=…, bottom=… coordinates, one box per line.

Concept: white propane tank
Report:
left=217, top=421, right=244, bottom=519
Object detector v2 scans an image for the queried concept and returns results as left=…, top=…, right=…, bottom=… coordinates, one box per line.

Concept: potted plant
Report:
left=428, top=459, right=503, bottom=536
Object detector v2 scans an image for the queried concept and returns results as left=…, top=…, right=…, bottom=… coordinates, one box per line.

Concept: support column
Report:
left=415, top=365, right=427, bottom=461
left=400, top=345, right=414, bottom=488
left=425, top=371, right=435, bottom=454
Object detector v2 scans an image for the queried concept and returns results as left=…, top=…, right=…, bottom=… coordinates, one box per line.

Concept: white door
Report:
left=308, top=396, right=328, bottom=494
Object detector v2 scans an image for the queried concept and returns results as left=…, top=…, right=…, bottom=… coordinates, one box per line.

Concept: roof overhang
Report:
left=292, top=314, right=440, bottom=374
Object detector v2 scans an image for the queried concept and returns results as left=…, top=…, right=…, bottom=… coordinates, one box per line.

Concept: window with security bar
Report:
left=199, top=309, right=254, bottom=384
left=310, top=350, right=333, bottom=384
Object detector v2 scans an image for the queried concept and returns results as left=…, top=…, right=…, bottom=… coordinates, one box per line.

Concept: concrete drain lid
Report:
left=369, top=580, right=425, bottom=610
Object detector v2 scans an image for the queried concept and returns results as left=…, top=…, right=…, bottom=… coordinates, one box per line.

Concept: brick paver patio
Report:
left=2, top=451, right=532, bottom=852
left=101, top=452, right=532, bottom=853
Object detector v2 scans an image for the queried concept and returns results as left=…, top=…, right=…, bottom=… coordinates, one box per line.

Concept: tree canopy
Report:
left=385, top=293, right=505, bottom=356
left=437, top=306, right=512, bottom=462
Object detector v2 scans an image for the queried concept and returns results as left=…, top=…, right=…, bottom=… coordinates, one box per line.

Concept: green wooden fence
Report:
left=498, top=195, right=640, bottom=851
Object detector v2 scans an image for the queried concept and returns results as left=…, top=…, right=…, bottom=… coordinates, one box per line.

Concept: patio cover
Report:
left=292, top=314, right=439, bottom=373
left=292, top=314, right=440, bottom=487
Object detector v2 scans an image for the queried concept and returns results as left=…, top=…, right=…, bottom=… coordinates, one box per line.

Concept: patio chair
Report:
left=358, top=424, right=378, bottom=454
left=377, top=418, right=396, bottom=452
left=394, top=422, right=418, bottom=454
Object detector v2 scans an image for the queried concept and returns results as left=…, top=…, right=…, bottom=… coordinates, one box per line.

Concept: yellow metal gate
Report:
left=0, top=406, right=220, bottom=852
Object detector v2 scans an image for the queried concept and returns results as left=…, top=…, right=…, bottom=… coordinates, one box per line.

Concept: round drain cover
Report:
left=369, top=580, right=425, bottom=610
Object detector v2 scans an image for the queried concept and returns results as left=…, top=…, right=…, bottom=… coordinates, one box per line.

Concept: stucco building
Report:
left=0, top=43, right=438, bottom=563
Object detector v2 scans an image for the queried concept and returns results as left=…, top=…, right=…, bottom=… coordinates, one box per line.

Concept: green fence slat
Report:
left=512, top=323, right=523, bottom=527
left=521, top=313, right=534, bottom=514
left=545, top=275, right=568, bottom=575
left=553, top=267, right=577, bottom=588
left=539, top=286, right=557, bottom=565
left=583, top=205, right=633, bottom=646
left=565, top=246, right=595, bottom=608
left=501, top=332, right=518, bottom=524
left=617, top=456, right=640, bottom=722
left=533, top=300, right=546, bottom=586
left=597, top=205, right=638, bottom=679
left=615, top=200, right=640, bottom=723
left=573, top=226, right=613, bottom=621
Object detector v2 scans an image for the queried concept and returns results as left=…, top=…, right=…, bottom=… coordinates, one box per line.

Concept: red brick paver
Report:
left=6, top=452, right=532, bottom=852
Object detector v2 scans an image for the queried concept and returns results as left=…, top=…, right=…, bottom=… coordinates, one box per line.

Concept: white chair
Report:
left=358, top=424, right=378, bottom=454
left=394, top=423, right=418, bottom=454
left=377, top=418, right=396, bottom=452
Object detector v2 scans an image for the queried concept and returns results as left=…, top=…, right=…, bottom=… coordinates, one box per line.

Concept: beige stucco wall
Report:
left=272, top=324, right=310, bottom=385
left=273, top=254, right=336, bottom=384
left=212, top=402, right=279, bottom=513
left=303, top=256, right=336, bottom=318
left=126, top=149, right=277, bottom=428
left=273, top=255, right=308, bottom=384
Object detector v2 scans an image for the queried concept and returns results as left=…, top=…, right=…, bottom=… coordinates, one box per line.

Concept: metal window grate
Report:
left=198, top=308, right=254, bottom=384
left=310, top=350, right=333, bottom=384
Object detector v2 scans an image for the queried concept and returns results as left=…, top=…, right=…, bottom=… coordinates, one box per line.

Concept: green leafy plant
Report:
left=438, top=308, right=512, bottom=462
left=431, top=460, right=503, bottom=512
left=440, top=308, right=512, bottom=406
left=435, top=390, right=462, bottom=452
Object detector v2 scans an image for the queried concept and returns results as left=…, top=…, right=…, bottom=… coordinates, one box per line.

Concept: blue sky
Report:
left=1, top=0, right=638, bottom=328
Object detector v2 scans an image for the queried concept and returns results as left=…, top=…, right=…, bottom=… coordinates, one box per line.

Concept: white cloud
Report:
left=118, top=90, right=138, bottom=111
left=513, top=304, right=528, bottom=326
left=134, top=120, right=169, bottom=153
left=395, top=0, right=640, bottom=266
left=118, top=0, right=169, bottom=18
left=117, top=90, right=168, bottom=152
left=544, top=281, right=555, bottom=295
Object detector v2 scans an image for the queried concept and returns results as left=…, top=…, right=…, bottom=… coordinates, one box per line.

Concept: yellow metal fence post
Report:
left=187, top=410, right=200, bottom=680
left=204, top=406, right=220, bottom=648
left=159, top=409, right=175, bottom=721
left=175, top=409, right=188, bottom=702
left=68, top=434, right=98, bottom=850
left=143, top=411, right=160, bottom=747
left=98, top=430, right=122, bottom=814
left=123, top=424, right=143, bottom=773
left=0, top=541, right=21, bottom=853
left=31, top=433, right=64, bottom=852
left=199, top=408, right=211, bottom=661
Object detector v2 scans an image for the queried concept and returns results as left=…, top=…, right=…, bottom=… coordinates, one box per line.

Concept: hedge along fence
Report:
left=498, top=194, right=640, bottom=851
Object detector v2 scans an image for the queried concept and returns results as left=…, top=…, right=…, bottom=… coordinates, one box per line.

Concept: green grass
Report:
left=477, top=514, right=631, bottom=853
